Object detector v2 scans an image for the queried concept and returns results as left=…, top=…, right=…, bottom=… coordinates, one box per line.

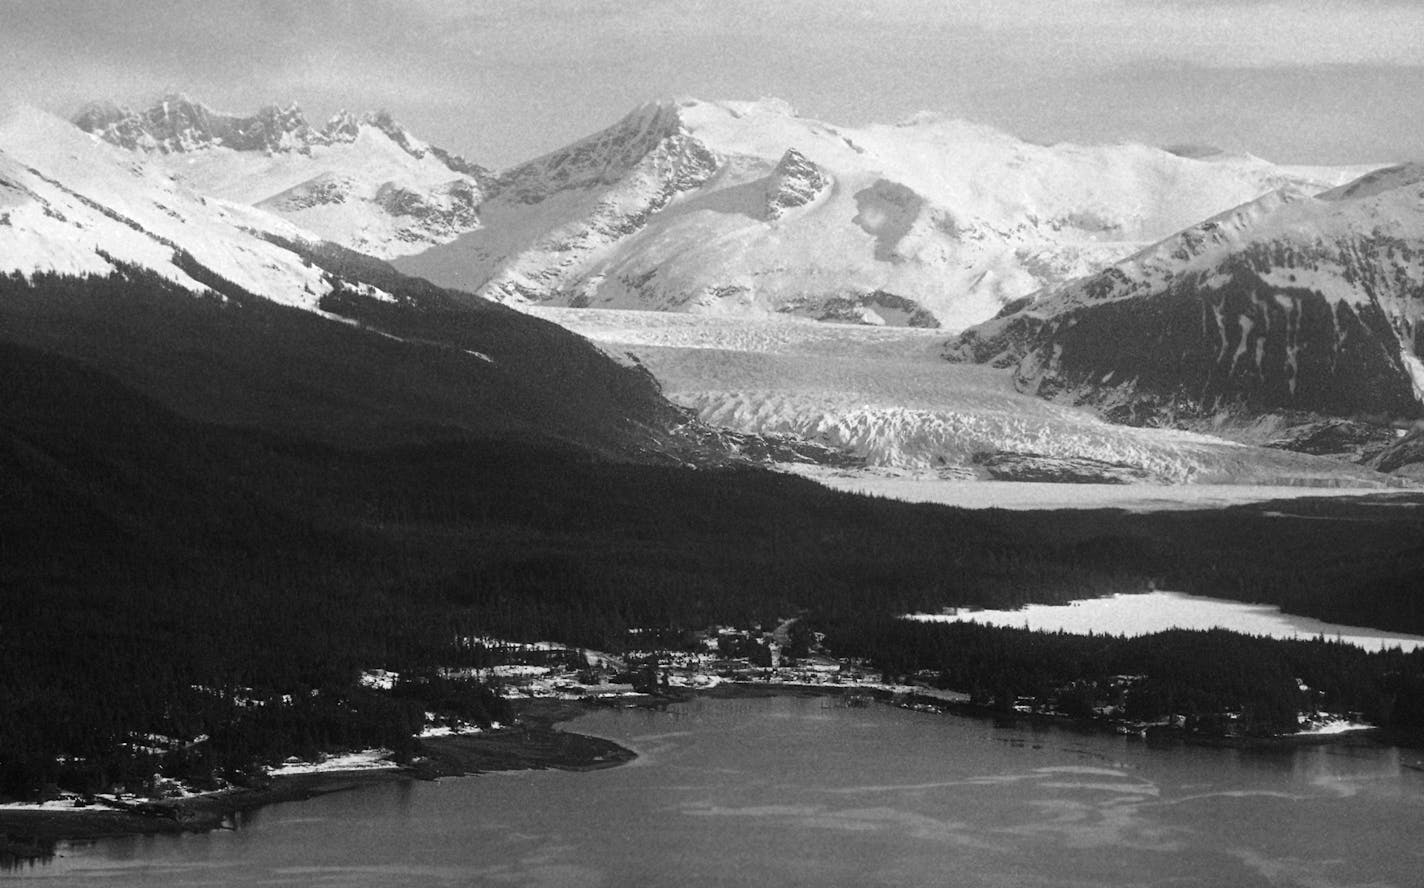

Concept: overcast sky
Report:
left=2, top=0, right=1421, bottom=168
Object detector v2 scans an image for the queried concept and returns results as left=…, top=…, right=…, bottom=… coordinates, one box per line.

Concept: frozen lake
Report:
left=906, top=590, right=1424, bottom=653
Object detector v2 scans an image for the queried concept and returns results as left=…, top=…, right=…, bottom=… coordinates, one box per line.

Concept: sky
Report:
left=2, top=0, right=1421, bottom=169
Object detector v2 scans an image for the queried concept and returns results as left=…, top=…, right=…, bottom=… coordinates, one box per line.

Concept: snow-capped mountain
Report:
left=0, top=102, right=346, bottom=308
left=395, top=98, right=1368, bottom=329
left=0, top=102, right=702, bottom=459
left=948, top=164, right=1424, bottom=425
left=75, top=94, right=489, bottom=258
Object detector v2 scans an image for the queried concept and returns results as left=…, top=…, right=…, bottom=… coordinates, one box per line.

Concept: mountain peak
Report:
left=356, top=109, right=424, bottom=155
left=323, top=109, right=362, bottom=141
left=72, top=93, right=316, bottom=154
left=72, top=93, right=488, bottom=179
left=765, top=147, right=828, bottom=219
left=316, top=108, right=409, bottom=143
left=495, top=98, right=711, bottom=203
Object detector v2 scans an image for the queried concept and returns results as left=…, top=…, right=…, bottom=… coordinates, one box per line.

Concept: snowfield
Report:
left=0, top=104, right=351, bottom=311
left=533, top=307, right=1402, bottom=495
left=398, top=98, right=1370, bottom=329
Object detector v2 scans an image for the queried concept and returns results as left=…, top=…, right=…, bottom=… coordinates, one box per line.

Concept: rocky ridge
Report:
left=396, top=98, right=1366, bottom=329
left=73, top=94, right=491, bottom=258
left=73, top=94, right=1372, bottom=329
left=946, top=166, right=1424, bottom=473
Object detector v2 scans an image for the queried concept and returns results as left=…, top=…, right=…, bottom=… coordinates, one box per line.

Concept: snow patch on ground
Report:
left=267, top=749, right=396, bottom=776
left=359, top=668, right=398, bottom=691
left=1296, top=718, right=1374, bottom=736
left=0, top=797, right=105, bottom=813
left=419, top=720, right=497, bottom=738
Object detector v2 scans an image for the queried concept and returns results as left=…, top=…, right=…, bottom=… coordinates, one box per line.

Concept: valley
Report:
left=3, top=86, right=1424, bottom=884
left=532, top=305, right=1412, bottom=490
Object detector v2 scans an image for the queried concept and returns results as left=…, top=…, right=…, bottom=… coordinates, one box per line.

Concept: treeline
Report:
left=0, top=569, right=512, bottom=798
left=825, top=617, right=1424, bottom=737
left=3, top=270, right=1424, bottom=799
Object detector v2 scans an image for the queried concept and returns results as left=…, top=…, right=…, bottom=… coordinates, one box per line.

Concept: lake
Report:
left=906, top=590, right=1424, bottom=653
left=16, top=695, right=1424, bottom=887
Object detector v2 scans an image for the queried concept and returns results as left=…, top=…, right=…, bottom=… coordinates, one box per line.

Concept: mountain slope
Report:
left=396, top=98, right=1366, bottom=329
left=948, top=165, right=1424, bottom=429
left=0, top=104, right=692, bottom=458
left=75, top=94, right=490, bottom=258
left=0, top=103, right=341, bottom=308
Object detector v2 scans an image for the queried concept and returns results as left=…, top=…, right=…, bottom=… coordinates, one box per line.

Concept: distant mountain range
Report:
left=6, top=92, right=1421, bottom=470
left=395, top=98, right=1367, bottom=330
left=73, top=94, right=490, bottom=259
left=73, top=94, right=1366, bottom=331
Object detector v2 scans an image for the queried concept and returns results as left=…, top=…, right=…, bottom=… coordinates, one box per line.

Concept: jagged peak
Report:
left=314, top=108, right=411, bottom=144
left=69, top=93, right=485, bottom=176
left=765, top=147, right=828, bottom=219
left=774, top=146, right=816, bottom=170
left=72, top=93, right=316, bottom=154
left=494, top=97, right=719, bottom=203
left=507, top=100, right=690, bottom=175
left=611, top=100, right=688, bottom=141
left=322, top=109, right=361, bottom=141
left=362, top=109, right=404, bottom=136
left=355, top=109, right=430, bottom=157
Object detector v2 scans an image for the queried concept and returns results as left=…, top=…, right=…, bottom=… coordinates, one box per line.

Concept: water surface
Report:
left=19, top=696, right=1424, bottom=887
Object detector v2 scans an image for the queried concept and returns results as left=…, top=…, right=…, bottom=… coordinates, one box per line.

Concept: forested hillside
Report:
left=4, top=320, right=1424, bottom=796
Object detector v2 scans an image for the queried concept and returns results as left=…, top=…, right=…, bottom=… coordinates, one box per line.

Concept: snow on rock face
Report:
left=493, top=102, right=708, bottom=203
left=950, top=169, right=1424, bottom=424
left=399, top=101, right=720, bottom=301
left=74, top=94, right=320, bottom=154
left=396, top=97, right=1366, bottom=329
left=75, top=94, right=491, bottom=258
left=764, top=148, right=828, bottom=219
left=0, top=103, right=352, bottom=310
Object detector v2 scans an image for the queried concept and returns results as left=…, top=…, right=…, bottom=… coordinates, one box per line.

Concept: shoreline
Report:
left=699, top=680, right=1394, bottom=748
left=1, top=684, right=1403, bottom=866
left=0, top=698, right=636, bottom=867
